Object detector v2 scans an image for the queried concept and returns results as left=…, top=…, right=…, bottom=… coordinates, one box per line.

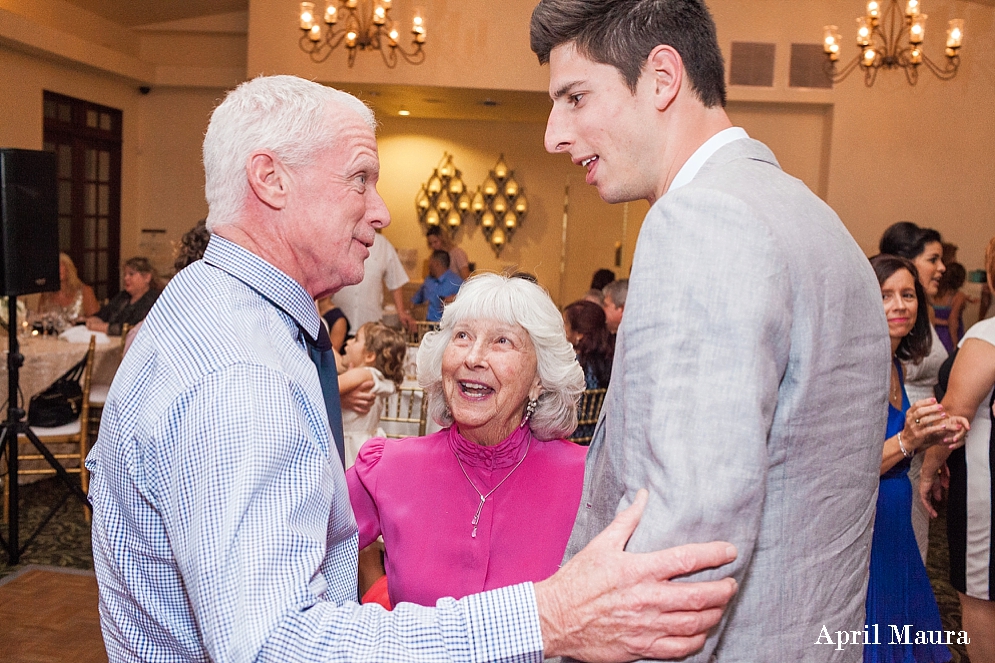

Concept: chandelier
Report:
left=298, top=1, right=426, bottom=68
left=822, top=0, right=963, bottom=86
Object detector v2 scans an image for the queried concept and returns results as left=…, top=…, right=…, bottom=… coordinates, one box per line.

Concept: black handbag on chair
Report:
left=27, top=354, right=86, bottom=428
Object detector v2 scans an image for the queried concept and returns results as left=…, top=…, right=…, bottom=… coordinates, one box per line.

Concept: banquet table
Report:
left=0, top=334, right=122, bottom=416
left=2, top=333, right=123, bottom=487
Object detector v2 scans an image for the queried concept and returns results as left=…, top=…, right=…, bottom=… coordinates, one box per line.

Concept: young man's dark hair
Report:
left=590, top=268, right=615, bottom=291
left=530, top=0, right=727, bottom=107
left=430, top=249, right=451, bottom=270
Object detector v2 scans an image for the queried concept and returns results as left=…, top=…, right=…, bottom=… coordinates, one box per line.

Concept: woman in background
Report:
left=920, top=236, right=995, bottom=663
left=932, top=263, right=969, bottom=353
left=864, top=254, right=967, bottom=663
left=563, top=299, right=614, bottom=390
left=86, top=257, right=161, bottom=336
left=317, top=296, right=349, bottom=354
left=35, top=252, right=100, bottom=323
left=879, top=221, right=948, bottom=561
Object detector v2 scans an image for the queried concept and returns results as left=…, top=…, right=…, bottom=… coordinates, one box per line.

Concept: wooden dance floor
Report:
left=0, top=566, right=107, bottom=663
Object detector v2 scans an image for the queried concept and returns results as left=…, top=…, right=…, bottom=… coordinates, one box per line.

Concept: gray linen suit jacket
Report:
left=562, top=139, right=891, bottom=661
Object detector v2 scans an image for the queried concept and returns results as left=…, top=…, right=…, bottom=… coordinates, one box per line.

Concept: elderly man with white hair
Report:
left=85, top=75, right=737, bottom=663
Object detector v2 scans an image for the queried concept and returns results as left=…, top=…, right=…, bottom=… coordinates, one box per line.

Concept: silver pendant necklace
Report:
left=453, top=434, right=532, bottom=538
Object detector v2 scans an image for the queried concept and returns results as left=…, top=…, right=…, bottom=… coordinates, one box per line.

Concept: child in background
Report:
left=932, top=263, right=974, bottom=353
left=338, top=322, right=407, bottom=467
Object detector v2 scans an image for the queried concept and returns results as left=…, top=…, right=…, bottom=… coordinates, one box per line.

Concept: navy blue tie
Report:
left=303, top=324, right=346, bottom=467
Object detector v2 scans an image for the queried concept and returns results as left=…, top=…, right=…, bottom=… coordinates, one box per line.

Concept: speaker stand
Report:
left=2, top=296, right=90, bottom=565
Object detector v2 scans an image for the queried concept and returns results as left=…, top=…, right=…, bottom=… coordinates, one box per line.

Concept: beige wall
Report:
left=247, top=0, right=548, bottom=92
left=0, top=45, right=147, bottom=272
left=376, top=116, right=628, bottom=305
left=713, top=0, right=995, bottom=271
left=243, top=0, right=995, bottom=273
left=1, top=0, right=994, bottom=294
left=130, top=87, right=224, bottom=272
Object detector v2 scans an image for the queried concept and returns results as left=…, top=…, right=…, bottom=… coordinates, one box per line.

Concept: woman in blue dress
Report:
left=865, top=254, right=970, bottom=663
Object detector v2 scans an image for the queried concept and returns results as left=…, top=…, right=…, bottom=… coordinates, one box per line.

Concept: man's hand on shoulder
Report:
left=535, top=490, right=737, bottom=662
left=340, top=379, right=375, bottom=415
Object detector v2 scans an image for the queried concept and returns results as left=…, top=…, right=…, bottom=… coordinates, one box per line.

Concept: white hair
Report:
left=417, top=273, right=586, bottom=440
left=203, top=75, right=375, bottom=231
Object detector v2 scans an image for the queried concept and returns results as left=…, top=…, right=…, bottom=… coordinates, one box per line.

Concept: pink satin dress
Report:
left=346, top=424, right=586, bottom=607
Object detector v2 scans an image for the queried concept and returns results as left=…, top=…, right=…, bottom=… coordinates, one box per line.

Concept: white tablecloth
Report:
left=1, top=334, right=122, bottom=410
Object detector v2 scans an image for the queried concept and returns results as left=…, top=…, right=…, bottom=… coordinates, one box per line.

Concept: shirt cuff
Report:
left=460, top=582, right=544, bottom=663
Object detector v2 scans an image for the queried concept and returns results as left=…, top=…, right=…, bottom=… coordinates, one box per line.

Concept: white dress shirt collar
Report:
left=668, top=127, right=750, bottom=193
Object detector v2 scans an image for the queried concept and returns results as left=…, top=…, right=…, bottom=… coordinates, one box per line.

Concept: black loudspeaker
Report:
left=0, top=149, right=60, bottom=296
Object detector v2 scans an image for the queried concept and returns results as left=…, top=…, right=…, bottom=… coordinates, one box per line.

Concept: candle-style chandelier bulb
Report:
left=482, top=175, right=498, bottom=197
left=436, top=191, right=453, bottom=213
left=514, top=194, right=528, bottom=215
left=909, top=14, right=927, bottom=44
left=866, top=1, right=881, bottom=22
left=493, top=155, right=508, bottom=180
left=438, top=153, right=453, bottom=178
left=946, top=19, right=963, bottom=49
left=416, top=186, right=430, bottom=210
left=856, top=16, right=872, bottom=46
left=427, top=172, right=442, bottom=194
left=471, top=188, right=485, bottom=213
left=300, top=2, right=316, bottom=31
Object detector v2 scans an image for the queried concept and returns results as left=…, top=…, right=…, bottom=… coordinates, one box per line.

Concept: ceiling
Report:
left=333, top=82, right=552, bottom=124
left=65, top=0, right=247, bottom=27
left=65, top=0, right=995, bottom=28
left=57, top=0, right=992, bottom=123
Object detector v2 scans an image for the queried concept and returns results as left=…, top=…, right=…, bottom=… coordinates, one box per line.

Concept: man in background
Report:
left=411, top=249, right=463, bottom=322
left=602, top=278, right=627, bottom=334
left=332, top=231, right=415, bottom=332
left=425, top=225, right=471, bottom=280
left=532, top=0, right=890, bottom=660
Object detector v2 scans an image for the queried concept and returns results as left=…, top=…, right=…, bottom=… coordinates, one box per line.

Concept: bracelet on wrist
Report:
left=898, top=431, right=914, bottom=459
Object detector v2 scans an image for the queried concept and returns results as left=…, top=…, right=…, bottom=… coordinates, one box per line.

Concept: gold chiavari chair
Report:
left=380, top=387, right=430, bottom=439
left=3, top=337, right=96, bottom=523
left=569, top=387, right=607, bottom=446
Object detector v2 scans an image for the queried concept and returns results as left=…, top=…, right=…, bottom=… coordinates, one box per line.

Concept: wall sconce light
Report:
left=416, top=153, right=470, bottom=239
left=472, top=154, right=528, bottom=257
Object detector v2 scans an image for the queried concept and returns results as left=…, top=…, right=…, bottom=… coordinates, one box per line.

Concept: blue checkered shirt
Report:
left=86, top=235, right=544, bottom=662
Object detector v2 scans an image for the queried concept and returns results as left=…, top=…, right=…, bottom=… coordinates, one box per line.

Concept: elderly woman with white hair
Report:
left=346, top=272, right=587, bottom=607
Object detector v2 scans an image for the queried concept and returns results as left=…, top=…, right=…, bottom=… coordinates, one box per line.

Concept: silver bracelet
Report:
left=898, top=431, right=914, bottom=459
